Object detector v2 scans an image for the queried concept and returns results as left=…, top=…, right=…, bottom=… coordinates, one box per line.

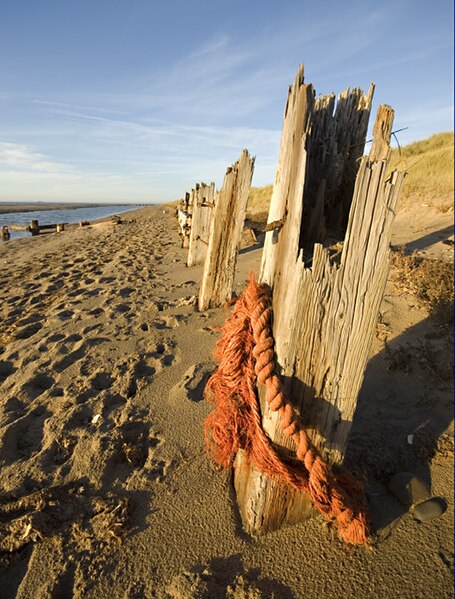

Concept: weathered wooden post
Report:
left=179, top=191, right=192, bottom=214
left=198, top=149, right=255, bottom=311
left=1, top=226, right=10, bottom=241
left=56, top=223, right=65, bottom=232
left=29, top=220, right=39, bottom=236
left=187, top=182, right=216, bottom=267
left=178, top=191, right=193, bottom=249
left=233, top=66, right=404, bottom=535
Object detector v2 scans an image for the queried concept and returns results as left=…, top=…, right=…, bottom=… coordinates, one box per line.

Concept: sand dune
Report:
left=0, top=205, right=453, bottom=598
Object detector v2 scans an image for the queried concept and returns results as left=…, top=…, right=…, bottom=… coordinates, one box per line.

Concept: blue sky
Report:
left=0, top=0, right=453, bottom=203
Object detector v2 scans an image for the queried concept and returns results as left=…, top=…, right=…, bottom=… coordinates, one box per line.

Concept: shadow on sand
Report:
left=345, top=313, right=453, bottom=533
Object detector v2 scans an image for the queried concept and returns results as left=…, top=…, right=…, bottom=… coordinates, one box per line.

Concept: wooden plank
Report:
left=234, top=67, right=404, bottom=535
left=38, top=224, right=58, bottom=230
left=187, top=182, right=216, bottom=267
left=198, top=150, right=254, bottom=311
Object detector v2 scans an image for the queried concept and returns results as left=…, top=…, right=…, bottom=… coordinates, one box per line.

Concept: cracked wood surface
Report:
left=187, top=182, right=216, bottom=267
left=234, top=67, right=403, bottom=535
left=198, top=150, right=254, bottom=311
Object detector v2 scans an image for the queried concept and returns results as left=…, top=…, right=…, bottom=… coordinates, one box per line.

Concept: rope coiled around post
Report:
left=204, top=274, right=370, bottom=545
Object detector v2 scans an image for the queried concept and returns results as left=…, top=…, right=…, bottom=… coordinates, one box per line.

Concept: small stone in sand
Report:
left=387, top=472, right=431, bottom=506
left=412, top=497, right=447, bottom=522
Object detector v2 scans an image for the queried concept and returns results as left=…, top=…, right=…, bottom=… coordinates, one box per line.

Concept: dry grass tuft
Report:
left=245, top=132, right=454, bottom=219
left=388, top=131, right=454, bottom=211
left=245, top=185, right=273, bottom=226
left=385, top=339, right=453, bottom=387
left=392, top=248, right=454, bottom=325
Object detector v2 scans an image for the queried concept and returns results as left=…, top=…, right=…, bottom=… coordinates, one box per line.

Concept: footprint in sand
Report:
left=53, top=344, right=87, bottom=373
left=100, top=392, right=127, bottom=421
left=3, top=307, right=23, bottom=322
left=149, top=341, right=178, bottom=368
left=14, top=321, right=43, bottom=339
left=65, top=333, right=83, bottom=343
left=44, top=282, right=64, bottom=293
left=63, top=404, right=94, bottom=430
left=82, top=324, right=103, bottom=335
left=75, top=388, right=98, bottom=405
left=0, top=360, right=16, bottom=384
left=5, top=294, right=22, bottom=305
left=99, top=417, right=165, bottom=486
left=177, top=280, right=197, bottom=289
left=45, top=434, right=77, bottom=467
left=119, top=287, right=135, bottom=298
left=22, top=282, right=41, bottom=291
left=82, top=287, right=103, bottom=298
left=1, top=397, right=26, bottom=425
left=175, top=362, right=216, bottom=402
left=67, top=287, right=85, bottom=298
left=21, top=373, right=55, bottom=400
left=113, top=303, right=132, bottom=314
left=112, top=355, right=157, bottom=399
left=15, top=314, right=45, bottom=328
left=55, top=309, right=75, bottom=320
left=153, top=315, right=184, bottom=330
left=37, top=270, right=53, bottom=278
left=90, top=371, right=114, bottom=391
left=46, top=332, right=66, bottom=343
left=0, top=406, right=51, bottom=465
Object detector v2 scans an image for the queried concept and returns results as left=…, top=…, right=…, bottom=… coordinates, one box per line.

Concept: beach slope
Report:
left=0, top=205, right=453, bottom=598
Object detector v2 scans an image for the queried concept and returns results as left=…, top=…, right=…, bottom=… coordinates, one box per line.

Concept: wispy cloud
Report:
left=0, top=0, right=452, bottom=202
left=32, top=99, right=128, bottom=116
left=0, top=141, right=71, bottom=173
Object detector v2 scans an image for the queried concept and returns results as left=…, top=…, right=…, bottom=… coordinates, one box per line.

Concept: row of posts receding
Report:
left=0, top=219, right=97, bottom=240
left=176, top=63, right=404, bottom=535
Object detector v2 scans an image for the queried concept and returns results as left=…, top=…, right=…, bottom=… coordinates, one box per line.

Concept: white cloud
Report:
left=0, top=1, right=452, bottom=202
left=0, top=141, right=71, bottom=173
left=32, top=99, right=128, bottom=116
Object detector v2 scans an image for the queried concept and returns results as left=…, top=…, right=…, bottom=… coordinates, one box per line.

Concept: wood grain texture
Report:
left=187, top=182, right=216, bottom=267
left=234, top=65, right=404, bottom=535
left=179, top=191, right=193, bottom=248
left=198, top=150, right=254, bottom=311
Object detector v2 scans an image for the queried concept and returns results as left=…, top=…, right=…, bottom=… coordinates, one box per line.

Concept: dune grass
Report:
left=246, top=131, right=454, bottom=222
left=388, top=131, right=454, bottom=210
left=246, top=185, right=273, bottom=225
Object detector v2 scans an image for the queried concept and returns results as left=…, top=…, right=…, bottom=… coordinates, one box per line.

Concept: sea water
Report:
left=1, top=205, right=142, bottom=241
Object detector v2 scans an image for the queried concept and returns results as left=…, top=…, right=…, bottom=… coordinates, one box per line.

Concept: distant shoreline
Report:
left=0, top=202, right=144, bottom=215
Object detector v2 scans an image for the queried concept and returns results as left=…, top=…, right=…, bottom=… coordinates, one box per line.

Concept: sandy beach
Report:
left=0, top=204, right=453, bottom=598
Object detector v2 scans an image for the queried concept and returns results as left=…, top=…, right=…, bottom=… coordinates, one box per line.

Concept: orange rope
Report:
left=204, top=274, right=370, bottom=545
